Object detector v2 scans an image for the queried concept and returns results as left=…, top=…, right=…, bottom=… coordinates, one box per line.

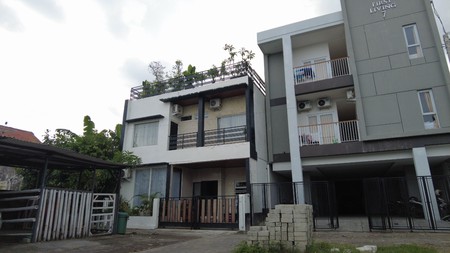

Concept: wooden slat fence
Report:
left=159, top=196, right=238, bottom=229
left=34, top=188, right=93, bottom=242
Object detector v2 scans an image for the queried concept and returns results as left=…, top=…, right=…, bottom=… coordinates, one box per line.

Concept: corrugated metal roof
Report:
left=0, top=137, right=127, bottom=171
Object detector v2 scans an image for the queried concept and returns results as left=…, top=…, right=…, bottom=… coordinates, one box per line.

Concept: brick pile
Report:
left=247, top=204, right=313, bottom=251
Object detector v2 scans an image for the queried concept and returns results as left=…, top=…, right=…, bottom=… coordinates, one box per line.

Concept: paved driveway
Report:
left=2, top=229, right=450, bottom=253
left=0, top=229, right=246, bottom=253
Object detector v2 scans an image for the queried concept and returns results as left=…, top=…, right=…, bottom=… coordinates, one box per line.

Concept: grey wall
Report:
left=342, top=0, right=450, bottom=139
left=266, top=53, right=290, bottom=159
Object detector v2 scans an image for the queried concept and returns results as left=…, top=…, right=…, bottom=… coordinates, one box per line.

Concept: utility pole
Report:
left=444, top=33, right=450, bottom=56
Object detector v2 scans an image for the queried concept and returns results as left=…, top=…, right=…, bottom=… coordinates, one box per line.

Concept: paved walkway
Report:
left=1, top=229, right=450, bottom=253
left=0, top=229, right=246, bottom=253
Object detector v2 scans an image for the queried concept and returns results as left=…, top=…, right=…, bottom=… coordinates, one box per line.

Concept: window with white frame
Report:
left=403, top=24, right=423, bottom=59
left=133, top=167, right=166, bottom=207
left=217, top=114, right=246, bottom=143
left=218, top=114, right=246, bottom=128
left=133, top=121, right=159, bottom=147
left=418, top=90, right=439, bottom=129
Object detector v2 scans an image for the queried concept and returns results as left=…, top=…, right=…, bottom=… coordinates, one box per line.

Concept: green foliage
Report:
left=304, top=242, right=438, bottom=253
left=182, top=64, right=197, bottom=88
left=305, top=242, right=359, bottom=253
left=378, top=244, right=438, bottom=253
left=222, top=43, right=255, bottom=77
left=207, top=65, right=219, bottom=83
left=141, top=44, right=255, bottom=96
left=18, top=116, right=141, bottom=192
left=233, top=242, right=268, bottom=253
left=130, top=192, right=160, bottom=216
left=233, top=242, right=301, bottom=253
left=119, top=195, right=132, bottom=213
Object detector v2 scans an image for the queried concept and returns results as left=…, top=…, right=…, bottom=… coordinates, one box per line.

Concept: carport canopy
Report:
left=0, top=137, right=127, bottom=171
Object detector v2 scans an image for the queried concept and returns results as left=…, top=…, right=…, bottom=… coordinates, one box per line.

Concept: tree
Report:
left=19, top=116, right=141, bottom=192
left=223, top=44, right=255, bottom=76
left=147, top=61, right=167, bottom=95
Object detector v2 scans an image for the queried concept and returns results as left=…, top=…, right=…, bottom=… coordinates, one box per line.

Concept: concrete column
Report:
left=239, top=194, right=250, bottom=231
left=412, top=147, right=441, bottom=222
left=152, top=198, right=160, bottom=229
left=282, top=35, right=305, bottom=204
left=196, top=96, right=205, bottom=147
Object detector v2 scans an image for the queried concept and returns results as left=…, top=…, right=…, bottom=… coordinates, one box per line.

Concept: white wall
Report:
left=292, top=43, right=330, bottom=67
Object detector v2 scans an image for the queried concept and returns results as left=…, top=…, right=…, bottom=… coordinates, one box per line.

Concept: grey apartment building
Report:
left=256, top=0, right=450, bottom=230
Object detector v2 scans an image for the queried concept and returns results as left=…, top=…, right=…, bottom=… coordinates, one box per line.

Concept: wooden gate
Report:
left=159, top=196, right=238, bottom=229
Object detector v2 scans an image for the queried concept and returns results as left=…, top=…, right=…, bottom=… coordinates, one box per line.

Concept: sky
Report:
left=0, top=0, right=449, bottom=141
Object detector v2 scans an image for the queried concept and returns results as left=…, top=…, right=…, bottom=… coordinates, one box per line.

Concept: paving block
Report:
left=258, top=230, right=270, bottom=237
left=249, top=226, right=266, bottom=231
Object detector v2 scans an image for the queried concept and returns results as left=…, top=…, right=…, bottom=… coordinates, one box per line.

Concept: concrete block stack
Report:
left=247, top=204, right=313, bottom=251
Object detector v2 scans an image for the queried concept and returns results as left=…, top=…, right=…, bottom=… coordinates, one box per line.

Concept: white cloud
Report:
left=0, top=0, right=448, bottom=140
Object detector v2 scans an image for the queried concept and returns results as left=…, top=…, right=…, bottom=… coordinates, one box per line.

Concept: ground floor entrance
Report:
left=251, top=175, right=450, bottom=231
left=158, top=195, right=238, bottom=229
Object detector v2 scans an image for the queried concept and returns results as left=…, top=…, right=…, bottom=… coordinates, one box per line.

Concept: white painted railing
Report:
left=293, top=57, right=350, bottom=85
left=298, top=120, right=359, bottom=146
left=34, top=189, right=93, bottom=242
left=90, top=193, right=116, bottom=235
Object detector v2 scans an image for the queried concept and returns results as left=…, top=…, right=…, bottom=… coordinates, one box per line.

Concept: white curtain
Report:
left=150, top=167, right=166, bottom=197
left=133, top=121, right=159, bottom=147
left=218, top=114, right=246, bottom=128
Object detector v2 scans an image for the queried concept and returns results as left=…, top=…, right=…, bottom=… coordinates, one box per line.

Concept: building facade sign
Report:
left=370, top=0, right=397, bottom=18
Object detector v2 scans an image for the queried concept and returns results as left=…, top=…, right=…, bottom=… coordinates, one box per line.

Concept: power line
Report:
left=430, top=1, right=449, bottom=55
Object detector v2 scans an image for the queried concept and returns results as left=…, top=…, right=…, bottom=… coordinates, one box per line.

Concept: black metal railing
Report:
left=365, top=176, right=450, bottom=231
left=251, top=182, right=338, bottom=229
left=169, top=126, right=247, bottom=150
left=251, top=176, right=450, bottom=232
left=130, top=62, right=266, bottom=100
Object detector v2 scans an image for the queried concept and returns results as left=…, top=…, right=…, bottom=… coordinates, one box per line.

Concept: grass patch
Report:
left=305, top=242, right=360, bottom=253
left=234, top=241, right=439, bottom=253
left=378, top=244, right=438, bottom=253
left=233, top=242, right=302, bottom=253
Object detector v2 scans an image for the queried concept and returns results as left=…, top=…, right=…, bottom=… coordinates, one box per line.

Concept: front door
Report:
left=193, top=181, right=218, bottom=197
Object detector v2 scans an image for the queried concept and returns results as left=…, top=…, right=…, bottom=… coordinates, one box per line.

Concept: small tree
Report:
left=223, top=44, right=255, bottom=76
left=183, top=64, right=197, bottom=88
left=207, top=65, right=220, bottom=83
left=19, top=116, right=141, bottom=192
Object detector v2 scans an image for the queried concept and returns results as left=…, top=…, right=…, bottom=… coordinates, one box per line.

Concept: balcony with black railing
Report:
left=169, top=126, right=247, bottom=150
left=130, top=62, right=265, bottom=100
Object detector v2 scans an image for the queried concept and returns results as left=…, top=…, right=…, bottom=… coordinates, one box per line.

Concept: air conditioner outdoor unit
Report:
left=171, top=104, right=183, bottom=116
left=122, top=168, right=131, bottom=179
left=298, top=100, right=312, bottom=111
left=346, top=89, right=355, bottom=100
left=209, top=98, right=221, bottom=109
left=317, top=97, right=331, bottom=109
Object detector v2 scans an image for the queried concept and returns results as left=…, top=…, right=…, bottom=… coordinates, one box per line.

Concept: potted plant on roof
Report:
left=183, top=64, right=197, bottom=89
left=207, top=65, right=220, bottom=83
